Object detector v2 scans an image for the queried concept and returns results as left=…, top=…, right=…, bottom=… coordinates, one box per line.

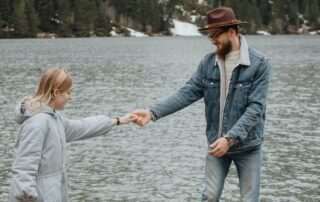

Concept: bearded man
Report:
left=133, top=7, right=271, bottom=201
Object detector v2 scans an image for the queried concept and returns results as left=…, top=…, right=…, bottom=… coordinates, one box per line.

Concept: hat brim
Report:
left=198, top=21, right=247, bottom=31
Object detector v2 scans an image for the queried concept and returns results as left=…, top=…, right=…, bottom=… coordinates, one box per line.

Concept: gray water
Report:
left=0, top=36, right=319, bottom=201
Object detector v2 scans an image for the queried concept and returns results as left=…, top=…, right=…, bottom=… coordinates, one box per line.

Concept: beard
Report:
left=215, top=39, right=232, bottom=59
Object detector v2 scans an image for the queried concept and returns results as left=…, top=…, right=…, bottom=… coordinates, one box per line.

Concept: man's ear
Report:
left=229, top=28, right=236, bottom=36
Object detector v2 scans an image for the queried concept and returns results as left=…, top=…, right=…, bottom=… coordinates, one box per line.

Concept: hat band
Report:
left=206, top=19, right=241, bottom=28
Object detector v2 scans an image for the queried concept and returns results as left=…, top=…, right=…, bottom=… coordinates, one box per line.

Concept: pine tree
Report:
left=25, top=0, right=38, bottom=37
left=35, top=0, right=55, bottom=32
left=73, top=0, right=97, bottom=37
left=257, top=0, right=272, bottom=26
left=53, top=0, right=72, bottom=36
left=305, top=0, right=320, bottom=29
left=0, top=16, right=4, bottom=38
left=94, top=0, right=112, bottom=36
left=11, top=0, right=29, bottom=38
left=0, top=0, right=10, bottom=22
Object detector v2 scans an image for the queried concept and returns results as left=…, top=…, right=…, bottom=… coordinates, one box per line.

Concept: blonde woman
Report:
left=9, top=68, right=136, bottom=202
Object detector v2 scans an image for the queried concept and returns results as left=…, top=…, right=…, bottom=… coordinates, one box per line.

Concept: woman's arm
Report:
left=62, top=113, right=136, bottom=143
left=11, top=126, right=44, bottom=201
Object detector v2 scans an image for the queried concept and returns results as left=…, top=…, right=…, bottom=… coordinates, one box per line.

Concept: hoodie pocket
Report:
left=37, top=172, right=62, bottom=202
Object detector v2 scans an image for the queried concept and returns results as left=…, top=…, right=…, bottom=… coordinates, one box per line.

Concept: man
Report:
left=133, top=7, right=271, bottom=201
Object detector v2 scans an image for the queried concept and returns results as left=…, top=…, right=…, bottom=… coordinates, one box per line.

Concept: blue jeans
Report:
left=201, top=146, right=261, bottom=202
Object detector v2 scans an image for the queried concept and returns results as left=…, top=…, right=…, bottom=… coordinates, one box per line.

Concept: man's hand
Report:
left=208, top=137, right=230, bottom=157
left=131, top=109, right=152, bottom=127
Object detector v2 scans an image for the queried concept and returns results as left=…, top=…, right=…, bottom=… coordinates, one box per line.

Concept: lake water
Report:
left=0, top=36, right=319, bottom=201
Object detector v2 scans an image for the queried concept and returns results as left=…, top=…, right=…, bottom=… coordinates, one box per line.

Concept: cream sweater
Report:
left=216, top=35, right=250, bottom=138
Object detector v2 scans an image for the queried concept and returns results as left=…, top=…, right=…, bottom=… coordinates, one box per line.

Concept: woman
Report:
left=9, top=68, right=136, bottom=202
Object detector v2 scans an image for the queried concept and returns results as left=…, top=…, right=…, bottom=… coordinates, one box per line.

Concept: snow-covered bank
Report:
left=309, top=30, right=320, bottom=35
left=256, top=30, right=271, bottom=35
left=170, top=19, right=202, bottom=36
left=110, top=30, right=119, bottom=37
left=127, top=28, right=148, bottom=37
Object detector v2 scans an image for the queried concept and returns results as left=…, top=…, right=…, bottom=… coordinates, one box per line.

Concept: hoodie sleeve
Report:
left=11, top=125, right=44, bottom=201
left=60, top=115, right=113, bottom=143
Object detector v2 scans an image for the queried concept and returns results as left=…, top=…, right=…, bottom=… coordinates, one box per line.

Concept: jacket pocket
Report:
left=203, top=78, right=220, bottom=105
left=233, top=82, right=251, bottom=109
left=37, top=172, right=62, bottom=202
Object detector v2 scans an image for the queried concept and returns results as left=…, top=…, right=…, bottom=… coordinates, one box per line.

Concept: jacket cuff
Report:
left=146, top=108, right=158, bottom=121
left=224, top=131, right=239, bottom=145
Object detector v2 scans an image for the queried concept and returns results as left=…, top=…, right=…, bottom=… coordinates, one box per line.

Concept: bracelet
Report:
left=225, top=136, right=235, bottom=147
left=116, top=117, right=120, bottom=125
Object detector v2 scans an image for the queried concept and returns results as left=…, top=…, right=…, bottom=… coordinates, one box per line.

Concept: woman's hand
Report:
left=112, top=113, right=137, bottom=125
left=120, top=113, right=137, bottom=124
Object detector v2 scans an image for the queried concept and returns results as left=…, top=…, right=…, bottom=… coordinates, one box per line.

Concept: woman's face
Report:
left=51, top=87, right=72, bottom=110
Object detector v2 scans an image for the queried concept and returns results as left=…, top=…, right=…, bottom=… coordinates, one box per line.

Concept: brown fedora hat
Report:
left=198, top=7, right=247, bottom=31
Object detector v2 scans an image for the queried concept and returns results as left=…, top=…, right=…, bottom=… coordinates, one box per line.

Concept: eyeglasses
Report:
left=207, top=30, right=226, bottom=40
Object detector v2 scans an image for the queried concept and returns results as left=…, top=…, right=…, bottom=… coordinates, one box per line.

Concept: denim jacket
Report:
left=149, top=47, right=271, bottom=153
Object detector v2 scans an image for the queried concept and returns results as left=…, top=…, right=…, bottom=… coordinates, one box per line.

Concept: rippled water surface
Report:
left=0, top=36, right=319, bottom=201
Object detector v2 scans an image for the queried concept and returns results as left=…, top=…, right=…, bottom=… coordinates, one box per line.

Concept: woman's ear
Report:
left=52, top=89, right=59, bottom=98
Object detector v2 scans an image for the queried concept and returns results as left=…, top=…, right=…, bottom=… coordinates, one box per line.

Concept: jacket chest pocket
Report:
left=203, top=78, right=220, bottom=105
left=233, top=82, right=252, bottom=107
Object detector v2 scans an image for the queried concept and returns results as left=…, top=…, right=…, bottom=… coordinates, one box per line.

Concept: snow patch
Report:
left=170, top=19, right=202, bottom=36
left=110, top=30, right=119, bottom=37
left=256, top=30, right=271, bottom=35
left=127, top=28, right=148, bottom=37
left=190, top=15, right=197, bottom=23
left=309, top=30, right=320, bottom=35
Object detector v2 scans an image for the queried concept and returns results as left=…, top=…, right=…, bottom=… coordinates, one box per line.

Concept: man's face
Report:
left=207, top=28, right=232, bottom=58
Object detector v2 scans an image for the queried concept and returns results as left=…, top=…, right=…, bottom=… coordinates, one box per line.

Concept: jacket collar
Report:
left=42, top=105, right=57, bottom=118
left=215, top=34, right=250, bottom=66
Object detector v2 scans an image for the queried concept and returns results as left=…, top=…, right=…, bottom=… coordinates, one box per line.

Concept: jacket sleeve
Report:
left=149, top=60, right=205, bottom=120
left=11, top=126, right=44, bottom=201
left=226, top=58, right=271, bottom=142
left=61, top=115, right=113, bottom=143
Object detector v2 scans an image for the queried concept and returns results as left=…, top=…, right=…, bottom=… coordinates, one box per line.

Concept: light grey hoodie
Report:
left=9, top=98, right=112, bottom=202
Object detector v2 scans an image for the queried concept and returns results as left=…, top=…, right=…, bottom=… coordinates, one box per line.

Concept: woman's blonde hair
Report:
left=23, top=68, right=73, bottom=114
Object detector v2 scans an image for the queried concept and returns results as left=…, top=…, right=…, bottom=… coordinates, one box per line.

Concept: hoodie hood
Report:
left=15, top=97, right=56, bottom=124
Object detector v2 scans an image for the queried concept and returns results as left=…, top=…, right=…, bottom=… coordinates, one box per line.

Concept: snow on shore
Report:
left=170, top=19, right=202, bottom=36
left=256, top=30, right=271, bottom=35
left=127, top=28, right=148, bottom=37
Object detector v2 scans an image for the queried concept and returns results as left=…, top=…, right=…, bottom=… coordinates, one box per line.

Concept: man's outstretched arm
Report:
left=132, top=60, right=206, bottom=127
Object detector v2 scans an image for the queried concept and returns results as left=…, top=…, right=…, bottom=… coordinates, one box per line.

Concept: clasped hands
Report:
left=115, top=109, right=151, bottom=126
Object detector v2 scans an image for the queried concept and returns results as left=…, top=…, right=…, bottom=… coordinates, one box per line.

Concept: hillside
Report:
left=0, top=0, right=319, bottom=38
